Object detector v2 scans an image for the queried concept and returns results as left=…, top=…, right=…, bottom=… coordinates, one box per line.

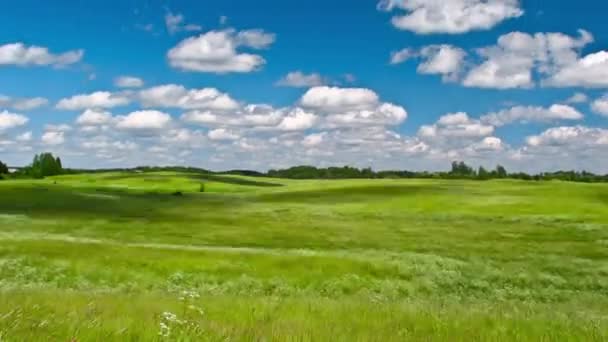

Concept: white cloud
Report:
left=378, top=0, right=523, bottom=34
left=323, top=103, right=407, bottom=128
left=526, top=126, right=608, bottom=147
left=0, top=95, right=48, bottom=111
left=276, top=71, right=325, bottom=87
left=277, top=108, right=317, bottom=131
left=56, top=91, right=130, bottom=110
left=463, top=30, right=593, bottom=89
left=472, top=136, right=504, bottom=151
left=116, top=110, right=172, bottom=132
left=115, top=76, right=144, bottom=88
left=0, top=111, right=28, bottom=131
left=300, top=86, right=379, bottom=112
left=45, top=124, right=72, bottom=132
left=0, top=43, right=83, bottom=67
left=417, top=45, right=466, bottom=81
left=41, top=131, right=65, bottom=145
left=419, top=112, right=494, bottom=139
left=76, top=109, right=113, bottom=126
left=235, top=30, right=276, bottom=49
left=165, top=12, right=202, bottom=34
left=564, top=92, right=588, bottom=104
left=208, top=128, right=240, bottom=141
left=16, top=131, right=32, bottom=142
left=591, top=95, right=608, bottom=117
left=481, top=104, right=583, bottom=126
left=390, top=48, right=416, bottom=65
left=545, top=51, right=608, bottom=88
left=167, top=29, right=275, bottom=73
left=302, top=132, right=326, bottom=147
left=299, top=87, right=407, bottom=128
left=138, top=84, right=239, bottom=110
left=182, top=104, right=283, bottom=128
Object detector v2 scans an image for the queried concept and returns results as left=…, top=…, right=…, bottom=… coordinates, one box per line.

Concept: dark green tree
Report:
left=29, top=153, right=63, bottom=178
left=477, top=166, right=490, bottom=180
left=0, top=160, right=8, bottom=174
left=496, top=165, right=508, bottom=178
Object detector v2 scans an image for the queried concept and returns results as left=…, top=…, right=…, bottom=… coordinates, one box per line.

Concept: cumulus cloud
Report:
left=481, top=104, right=583, bottom=126
left=276, top=71, right=325, bottom=87
left=419, top=112, right=494, bottom=139
left=591, top=95, right=608, bottom=117
left=0, top=95, right=48, bottom=111
left=0, top=43, right=83, bottom=67
left=298, top=87, right=407, bottom=128
left=167, top=29, right=275, bottom=73
left=545, top=51, right=608, bottom=88
left=394, top=45, right=467, bottom=81
left=16, top=131, right=32, bottom=142
left=471, top=136, right=505, bottom=151
left=378, top=0, right=523, bottom=34
left=0, top=110, right=28, bottom=131
left=302, top=132, right=326, bottom=147
left=300, top=86, right=379, bottom=112
left=323, top=103, right=407, bottom=128
left=564, top=92, right=588, bottom=104
left=417, top=45, right=467, bottom=79
left=138, top=84, right=239, bottom=110
left=277, top=108, right=317, bottom=131
left=390, top=48, right=416, bottom=65
left=182, top=104, right=285, bottom=129
left=116, top=110, right=172, bottom=133
left=76, top=109, right=114, bottom=126
left=41, top=131, right=65, bottom=145
left=56, top=91, right=130, bottom=110
left=526, top=126, right=608, bottom=147
left=208, top=128, right=240, bottom=141
left=114, top=76, right=144, bottom=88
left=463, top=30, right=593, bottom=89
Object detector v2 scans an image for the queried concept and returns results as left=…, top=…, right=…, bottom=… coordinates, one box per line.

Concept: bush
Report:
left=199, top=184, right=206, bottom=192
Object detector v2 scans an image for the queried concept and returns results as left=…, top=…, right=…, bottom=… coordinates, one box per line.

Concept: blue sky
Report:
left=1, top=0, right=608, bottom=171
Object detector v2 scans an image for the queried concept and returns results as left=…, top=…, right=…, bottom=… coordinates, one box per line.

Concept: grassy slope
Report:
left=0, top=172, right=607, bottom=340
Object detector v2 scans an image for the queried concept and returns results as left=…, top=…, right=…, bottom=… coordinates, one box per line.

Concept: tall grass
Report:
left=0, top=172, right=607, bottom=340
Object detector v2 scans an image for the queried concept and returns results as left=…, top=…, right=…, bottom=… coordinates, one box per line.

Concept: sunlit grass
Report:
left=0, top=171, right=607, bottom=340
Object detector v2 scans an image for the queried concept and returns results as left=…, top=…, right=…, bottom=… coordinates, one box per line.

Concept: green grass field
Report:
left=0, top=171, right=607, bottom=341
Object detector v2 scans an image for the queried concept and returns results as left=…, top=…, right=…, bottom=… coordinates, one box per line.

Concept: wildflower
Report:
left=158, top=322, right=171, bottom=337
left=162, top=311, right=178, bottom=323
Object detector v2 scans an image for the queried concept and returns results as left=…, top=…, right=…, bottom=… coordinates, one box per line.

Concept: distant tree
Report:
left=0, top=160, right=8, bottom=174
left=450, top=161, right=476, bottom=178
left=477, top=166, right=490, bottom=180
left=29, top=153, right=63, bottom=178
left=496, top=165, right=508, bottom=178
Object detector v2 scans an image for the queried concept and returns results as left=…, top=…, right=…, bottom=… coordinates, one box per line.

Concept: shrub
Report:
left=199, top=184, right=205, bottom=192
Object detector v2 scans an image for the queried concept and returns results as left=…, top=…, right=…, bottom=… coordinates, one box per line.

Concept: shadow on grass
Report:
left=257, top=184, right=446, bottom=203
left=104, top=173, right=283, bottom=187
left=0, top=184, right=244, bottom=221
left=187, top=174, right=283, bottom=187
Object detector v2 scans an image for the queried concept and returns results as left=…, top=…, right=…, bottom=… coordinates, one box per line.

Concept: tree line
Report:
left=1, top=154, right=608, bottom=183
left=266, top=162, right=608, bottom=183
left=0, top=153, right=63, bottom=179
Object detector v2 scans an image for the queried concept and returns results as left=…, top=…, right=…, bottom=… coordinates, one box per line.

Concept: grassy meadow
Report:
left=0, top=171, right=607, bottom=340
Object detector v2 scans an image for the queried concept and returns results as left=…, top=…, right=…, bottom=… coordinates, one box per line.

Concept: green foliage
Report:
left=477, top=166, right=490, bottom=180
left=26, top=153, right=63, bottom=178
left=199, top=183, right=206, bottom=192
left=0, top=160, right=8, bottom=174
